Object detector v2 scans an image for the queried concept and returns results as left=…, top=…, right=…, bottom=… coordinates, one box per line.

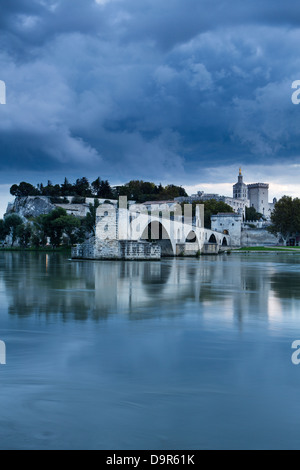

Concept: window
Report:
left=104, top=211, right=109, bottom=217
left=104, top=225, right=109, bottom=232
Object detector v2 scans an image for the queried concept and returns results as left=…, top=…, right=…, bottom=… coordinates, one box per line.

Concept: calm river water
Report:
left=0, top=252, right=300, bottom=450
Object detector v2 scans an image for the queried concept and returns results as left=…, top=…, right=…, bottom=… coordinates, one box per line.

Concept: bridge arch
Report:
left=185, top=230, right=197, bottom=243
left=222, top=237, right=228, bottom=246
left=140, top=220, right=176, bottom=256
left=208, top=234, right=218, bottom=244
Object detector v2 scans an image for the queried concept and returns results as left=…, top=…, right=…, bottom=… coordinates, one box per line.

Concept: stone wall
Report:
left=211, top=213, right=242, bottom=247
left=55, top=203, right=90, bottom=218
left=241, top=229, right=279, bottom=247
left=156, top=239, right=175, bottom=257
left=94, top=240, right=121, bottom=259
left=176, top=243, right=199, bottom=256
left=119, top=241, right=161, bottom=260
left=72, top=238, right=161, bottom=260
left=202, top=243, right=220, bottom=255
left=72, top=238, right=96, bottom=259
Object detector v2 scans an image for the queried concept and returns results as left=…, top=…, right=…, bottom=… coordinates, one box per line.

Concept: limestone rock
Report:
left=5, top=196, right=56, bottom=219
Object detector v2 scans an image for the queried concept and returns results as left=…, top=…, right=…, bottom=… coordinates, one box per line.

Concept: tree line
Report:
left=179, top=199, right=235, bottom=229
left=0, top=201, right=101, bottom=248
left=10, top=178, right=188, bottom=204
left=268, top=196, right=300, bottom=245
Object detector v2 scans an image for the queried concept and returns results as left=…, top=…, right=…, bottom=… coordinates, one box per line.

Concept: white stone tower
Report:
left=247, top=183, right=270, bottom=218
left=233, top=168, right=248, bottom=200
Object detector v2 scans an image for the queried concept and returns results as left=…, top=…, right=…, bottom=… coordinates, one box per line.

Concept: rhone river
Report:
left=0, top=252, right=300, bottom=450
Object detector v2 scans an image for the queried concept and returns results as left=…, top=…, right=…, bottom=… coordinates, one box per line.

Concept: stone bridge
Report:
left=124, top=210, right=230, bottom=256
left=72, top=202, right=231, bottom=260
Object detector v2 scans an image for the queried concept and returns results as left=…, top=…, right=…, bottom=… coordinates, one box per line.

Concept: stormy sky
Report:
left=1, top=0, right=300, bottom=214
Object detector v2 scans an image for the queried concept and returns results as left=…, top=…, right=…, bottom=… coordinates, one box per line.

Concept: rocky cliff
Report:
left=5, top=196, right=56, bottom=219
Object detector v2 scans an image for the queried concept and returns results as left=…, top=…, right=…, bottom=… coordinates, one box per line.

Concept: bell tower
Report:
left=233, top=168, right=248, bottom=200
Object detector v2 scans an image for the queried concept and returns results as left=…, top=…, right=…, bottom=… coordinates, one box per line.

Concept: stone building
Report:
left=175, top=169, right=277, bottom=221
left=233, top=168, right=249, bottom=200
left=211, top=213, right=243, bottom=247
left=247, top=183, right=276, bottom=219
left=175, top=191, right=249, bottom=218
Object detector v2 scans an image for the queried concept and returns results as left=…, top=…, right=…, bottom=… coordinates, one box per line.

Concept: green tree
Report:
left=10, top=182, right=39, bottom=197
left=180, top=199, right=234, bottom=229
left=47, top=208, right=69, bottom=247
left=0, top=219, right=9, bottom=243
left=55, top=215, right=81, bottom=245
left=10, top=184, right=20, bottom=197
left=98, top=180, right=114, bottom=199
left=268, top=196, right=300, bottom=245
left=92, top=177, right=114, bottom=198
left=161, top=184, right=188, bottom=200
left=74, top=177, right=91, bottom=197
left=41, top=181, right=59, bottom=197
left=246, top=206, right=263, bottom=222
left=4, top=214, right=24, bottom=246
left=33, top=207, right=68, bottom=247
left=16, top=223, right=32, bottom=248
left=84, top=199, right=100, bottom=235
left=116, top=181, right=188, bottom=203
left=61, top=178, right=74, bottom=196
left=75, top=226, right=86, bottom=245
left=91, top=177, right=101, bottom=196
left=31, top=231, right=42, bottom=248
left=33, top=214, right=49, bottom=247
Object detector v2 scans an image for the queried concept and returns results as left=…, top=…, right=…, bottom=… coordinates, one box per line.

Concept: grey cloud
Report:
left=1, top=1, right=300, bottom=186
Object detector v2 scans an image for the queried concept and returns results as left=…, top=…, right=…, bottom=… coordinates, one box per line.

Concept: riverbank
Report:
left=0, top=246, right=72, bottom=253
left=232, top=246, right=300, bottom=254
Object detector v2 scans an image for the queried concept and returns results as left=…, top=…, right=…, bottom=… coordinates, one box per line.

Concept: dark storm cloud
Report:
left=1, top=0, right=300, bottom=185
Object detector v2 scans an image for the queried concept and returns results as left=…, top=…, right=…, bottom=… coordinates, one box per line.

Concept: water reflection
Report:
left=1, top=253, right=300, bottom=450
left=0, top=252, right=299, bottom=323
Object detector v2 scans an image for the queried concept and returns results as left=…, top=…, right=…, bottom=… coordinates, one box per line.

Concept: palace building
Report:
left=175, top=169, right=276, bottom=220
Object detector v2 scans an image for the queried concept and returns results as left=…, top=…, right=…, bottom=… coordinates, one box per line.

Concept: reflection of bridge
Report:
left=73, top=202, right=231, bottom=260
left=3, top=252, right=280, bottom=323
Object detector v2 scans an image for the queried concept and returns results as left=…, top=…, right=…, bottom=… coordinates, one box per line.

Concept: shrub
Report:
left=71, top=196, right=86, bottom=204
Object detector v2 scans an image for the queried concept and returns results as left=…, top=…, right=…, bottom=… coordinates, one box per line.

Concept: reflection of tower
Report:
left=233, top=168, right=248, bottom=200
